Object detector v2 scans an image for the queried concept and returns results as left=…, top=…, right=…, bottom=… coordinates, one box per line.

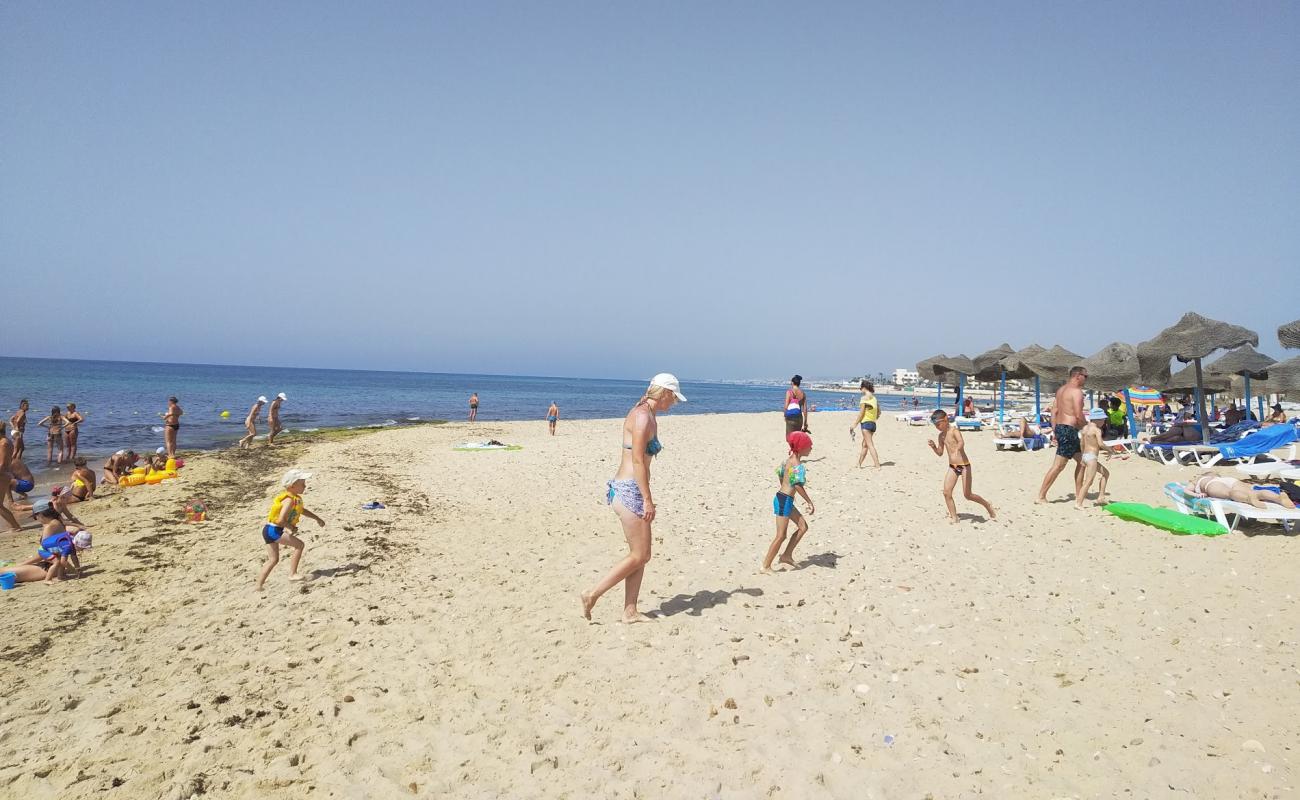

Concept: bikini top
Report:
left=623, top=436, right=663, bottom=457
left=777, top=462, right=807, bottom=487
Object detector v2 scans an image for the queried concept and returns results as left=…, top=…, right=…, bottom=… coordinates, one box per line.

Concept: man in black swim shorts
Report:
left=1037, top=366, right=1088, bottom=503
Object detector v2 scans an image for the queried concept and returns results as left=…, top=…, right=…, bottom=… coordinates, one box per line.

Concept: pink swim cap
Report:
left=787, top=431, right=813, bottom=453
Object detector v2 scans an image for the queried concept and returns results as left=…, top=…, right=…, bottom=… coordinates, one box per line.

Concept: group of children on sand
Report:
left=1, top=499, right=92, bottom=585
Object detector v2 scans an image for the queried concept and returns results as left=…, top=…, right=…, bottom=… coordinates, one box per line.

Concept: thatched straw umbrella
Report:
left=1279, top=320, right=1300, bottom=350
left=1167, top=363, right=1231, bottom=394
left=998, top=344, right=1049, bottom=422
left=1231, top=355, right=1300, bottom=402
left=1022, top=345, right=1086, bottom=385
left=1078, top=342, right=1141, bottom=437
left=916, top=354, right=957, bottom=409
left=930, top=355, right=977, bottom=415
left=1206, top=344, right=1277, bottom=420
left=1137, top=312, right=1259, bottom=443
left=972, top=344, right=1015, bottom=422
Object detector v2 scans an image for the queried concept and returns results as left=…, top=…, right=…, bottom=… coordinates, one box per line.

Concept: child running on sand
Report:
left=256, top=468, right=325, bottom=590
left=1076, top=409, right=1112, bottom=509
left=762, top=431, right=815, bottom=572
left=928, top=410, right=997, bottom=524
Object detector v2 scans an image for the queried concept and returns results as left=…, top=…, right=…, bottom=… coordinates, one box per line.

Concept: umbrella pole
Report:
left=1258, top=394, right=1264, bottom=422
left=1194, top=358, right=1209, bottom=444
left=1034, top=376, right=1041, bottom=427
left=1244, top=374, right=1251, bottom=420
left=1123, top=388, right=1137, bottom=439
left=957, top=374, right=965, bottom=416
left=936, top=382, right=941, bottom=412
left=999, top=369, right=1006, bottom=425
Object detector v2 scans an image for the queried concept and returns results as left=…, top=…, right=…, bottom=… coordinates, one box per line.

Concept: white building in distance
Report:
left=892, top=368, right=919, bottom=386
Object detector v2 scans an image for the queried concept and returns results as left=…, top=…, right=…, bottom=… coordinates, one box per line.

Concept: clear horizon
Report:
left=3, top=3, right=1296, bottom=378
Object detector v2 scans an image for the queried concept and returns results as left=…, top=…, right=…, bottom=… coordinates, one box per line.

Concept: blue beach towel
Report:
left=1217, top=424, right=1298, bottom=461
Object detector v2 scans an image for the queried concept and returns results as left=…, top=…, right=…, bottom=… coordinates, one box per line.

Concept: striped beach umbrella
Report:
left=1125, top=386, right=1163, bottom=406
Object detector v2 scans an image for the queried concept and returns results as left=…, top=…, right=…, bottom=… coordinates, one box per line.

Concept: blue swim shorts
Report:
left=262, top=524, right=284, bottom=544
left=773, top=492, right=796, bottom=517
left=15, top=479, right=34, bottom=493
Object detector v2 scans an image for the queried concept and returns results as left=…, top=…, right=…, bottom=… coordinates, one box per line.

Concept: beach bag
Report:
left=1025, top=435, right=1045, bottom=451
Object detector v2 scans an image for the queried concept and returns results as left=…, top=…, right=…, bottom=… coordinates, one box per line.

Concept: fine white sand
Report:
left=0, top=412, right=1295, bottom=798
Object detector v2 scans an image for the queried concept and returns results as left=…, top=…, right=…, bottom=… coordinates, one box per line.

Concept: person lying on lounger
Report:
left=1185, top=472, right=1296, bottom=510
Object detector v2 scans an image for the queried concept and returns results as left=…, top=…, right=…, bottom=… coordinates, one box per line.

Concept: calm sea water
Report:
left=1, top=357, right=925, bottom=476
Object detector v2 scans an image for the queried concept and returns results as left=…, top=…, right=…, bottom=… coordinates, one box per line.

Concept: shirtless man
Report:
left=928, top=410, right=996, bottom=524
left=239, top=396, right=267, bottom=449
left=63, top=403, right=85, bottom=462
left=0, top=422, right=21, bottom=532
left=8, top=452, right=35, bottom=500
left=1036, top=366, right=1088, bottom=503
left=1075, top=409, right=1112, bottom=509
left=161, top=396, right=182, bottom=458
left=102, top=450, right=139, bottom=485
left=267, top=393, right=286, bottom=444
left=468, top=393, right=479, bottom=422
left=546, top=402, right=559, bottom=435
left=10, top=399, right=28, bottom=460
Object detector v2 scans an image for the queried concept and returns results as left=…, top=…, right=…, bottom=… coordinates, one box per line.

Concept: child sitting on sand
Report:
left=928, top=410, right=996, bottom=524
left=17, top=500, right=84, bottom=581
left=1076, top=409, right=1112, bottom=509
left=256, top=468, right=325, bottom=590
left=762, top=431, right=815, bottom=573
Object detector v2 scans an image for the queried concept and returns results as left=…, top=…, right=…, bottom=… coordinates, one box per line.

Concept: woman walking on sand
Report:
left=850, top=380, right=881, bottom=469
left=582, top=374, right=686, bottom=623
left=783, top=375, right=808, bottom=437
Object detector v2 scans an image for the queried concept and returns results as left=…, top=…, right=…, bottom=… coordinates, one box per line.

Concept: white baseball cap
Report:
left=650, top=373, right=687, bottom=402
left=281, top=468, right=312, bottom=487
left=257, top=396, right=268, bottom=403
left=277, top=392, right=287, bottom=401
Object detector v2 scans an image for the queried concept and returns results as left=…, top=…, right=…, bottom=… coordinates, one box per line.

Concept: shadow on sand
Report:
left=796, top=551, right=840, bottom=569
left=311, top=562, right=371, bottom=579
left=652, top=586, right=764, bottom=618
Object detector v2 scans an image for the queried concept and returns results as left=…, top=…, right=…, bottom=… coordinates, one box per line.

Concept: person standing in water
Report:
left=161, top=396, right=183, bottom=459
left=37, top=406, right=65, bottom=465
left=546, top=402, right=559, bottom=435
left=239, top=396, right=267, bottom=449
left=63, top=403, right=85, bottom=462
left=582, top=373, right=685, bottom=623
left=267, top=393, right=286, bottom=445
left=783, top=375, right=808, bottom=437
left=10, top=399, right=28, bottom=460
left=850, top=380, right=881, bottom=469
left=468, top=393, right=479, bottom=422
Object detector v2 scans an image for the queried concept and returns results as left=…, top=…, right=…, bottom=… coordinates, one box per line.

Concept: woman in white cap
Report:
left=239, top=396, right=268, bottom=449
left=582, top=373, right=685, bottom=623
left=267, top=393, right=287, bottom=445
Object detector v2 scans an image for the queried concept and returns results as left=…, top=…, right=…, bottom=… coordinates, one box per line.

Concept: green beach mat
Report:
left=1104, top=502, right=1229, bottom=536
left=453, top=444, right=523, bottom=452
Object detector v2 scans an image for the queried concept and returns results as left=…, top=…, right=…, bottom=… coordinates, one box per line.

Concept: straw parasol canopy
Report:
left=915, top=354, right=960, bottom=387
left=1021, top=345, right=1085, bottom=385
left=972, top=343, right=1015, bottom=382
left=1279, top=320, right=1300, bottom=350
left=1136, top=312, right=1259, bottom=387
left=1166, top=363, right=1230, bottom=394
left=1231, top=355, right=1300, bottom=397
left=1204, top=344, right=1276, bottom=380
left=1077, top=342, right=1140, bottom=392
left=998, top=343, right=1048, bottom=380
left=929, top=354, right=977, bottom=383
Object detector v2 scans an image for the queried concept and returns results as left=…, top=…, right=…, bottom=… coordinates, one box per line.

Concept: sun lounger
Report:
left=1102, top=437, right=1138, bottom=454
left=1234, top=460, right=1300, bottom=480
left=956, top=417, right=983, bottom=431
left=1164, top=482, right=1300, bottom=533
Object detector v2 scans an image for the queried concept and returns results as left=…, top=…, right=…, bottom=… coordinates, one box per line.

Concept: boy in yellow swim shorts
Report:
left=256, top=468, right=325, bottom=590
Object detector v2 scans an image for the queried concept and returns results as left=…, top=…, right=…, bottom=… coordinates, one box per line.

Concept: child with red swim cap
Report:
left=762, top=431, right=815, bottom=573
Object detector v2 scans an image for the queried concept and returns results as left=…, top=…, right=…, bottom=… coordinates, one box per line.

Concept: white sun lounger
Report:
left=1102, top=437, right=1139, bottom=454
left=1235, top=461, right=1300, bottom=480
left=1164, top=482, right=1300, bottom=533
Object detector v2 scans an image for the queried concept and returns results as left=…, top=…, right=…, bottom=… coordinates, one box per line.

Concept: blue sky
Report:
left=2, top=2, right=1296, bottom=380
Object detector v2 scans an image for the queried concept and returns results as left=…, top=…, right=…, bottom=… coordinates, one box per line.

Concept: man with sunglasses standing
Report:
left=1036, top=365, right=1088, bottom=504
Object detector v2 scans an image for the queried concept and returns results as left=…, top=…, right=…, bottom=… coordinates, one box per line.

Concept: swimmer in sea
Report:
left=10, top=399, right=28, bottom=460
left=582, top=374, right=685, bottom=623
left=546, top=402, right=559, bottom=436
left=161, top=396, right=182, bottom=459
left=267, top=393, right=285, bottom=445
left=928, top=409, right=996, bottom=525
left=239, top=396, right=267, bottom=449
left=37, top=406, right=64, bottom=465
left=63, top=403, right=85, bottom=462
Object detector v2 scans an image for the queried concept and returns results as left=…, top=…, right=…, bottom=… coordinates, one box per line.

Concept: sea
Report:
left=1, top=357, right=929, bottom=481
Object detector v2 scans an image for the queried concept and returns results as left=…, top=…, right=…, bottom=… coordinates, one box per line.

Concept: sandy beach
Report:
left=1, top=412, right=1296, bottom=798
